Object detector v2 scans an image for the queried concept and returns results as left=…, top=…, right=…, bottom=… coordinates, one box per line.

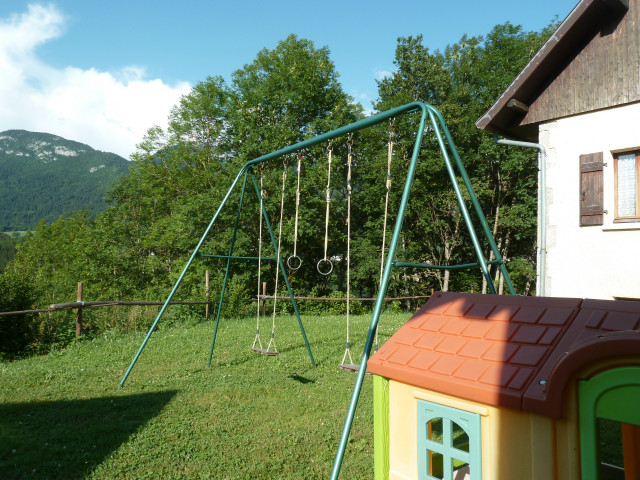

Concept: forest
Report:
left=0, top=130, right=130, bottom=231
left=0, top=21, right=556, bottom=358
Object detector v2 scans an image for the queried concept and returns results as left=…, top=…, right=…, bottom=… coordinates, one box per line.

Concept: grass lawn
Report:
left=0, top=311, right=410, bottom=479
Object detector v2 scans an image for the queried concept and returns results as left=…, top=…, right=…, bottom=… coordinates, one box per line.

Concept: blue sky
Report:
left=0, top=1, right=578, bottom=158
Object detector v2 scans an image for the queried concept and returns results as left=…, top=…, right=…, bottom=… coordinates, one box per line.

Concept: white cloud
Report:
left=0, top=4, right=191, bottom=159
left=374, top=68, right=393, bottom=81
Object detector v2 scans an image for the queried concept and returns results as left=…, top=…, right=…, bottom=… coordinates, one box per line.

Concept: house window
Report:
left=614, top=151, right=640, bottom=221
left=417, top=400, right=481, bottom=479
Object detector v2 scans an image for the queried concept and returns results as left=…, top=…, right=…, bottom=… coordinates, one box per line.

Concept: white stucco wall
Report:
left=539, top=102, right=640, bottom=300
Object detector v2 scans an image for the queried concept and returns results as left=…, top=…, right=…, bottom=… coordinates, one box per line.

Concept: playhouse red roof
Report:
left=367, top=292, right=640, bottom=418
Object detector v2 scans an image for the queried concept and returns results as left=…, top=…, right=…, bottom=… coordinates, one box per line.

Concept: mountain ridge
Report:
left=0, top=130, right=130, bottom=230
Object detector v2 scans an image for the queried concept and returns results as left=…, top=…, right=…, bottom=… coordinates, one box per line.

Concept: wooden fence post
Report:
left=205, top=270, right=210, bottom=322
left=76, top=281, right=83, bottom=338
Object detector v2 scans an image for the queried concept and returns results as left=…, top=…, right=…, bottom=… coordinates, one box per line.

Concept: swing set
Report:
left=118, top=101, right=515, bottom=479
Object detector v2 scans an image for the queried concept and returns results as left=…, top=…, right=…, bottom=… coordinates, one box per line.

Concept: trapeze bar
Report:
left=392, top=259, right=503, bottom=270
left=196, top=254, right=278, bottom=261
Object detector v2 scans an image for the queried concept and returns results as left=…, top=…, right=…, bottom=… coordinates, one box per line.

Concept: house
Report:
left=367, top=291, right=640, bottom=480
left=476, top=0, right=640, bottom=301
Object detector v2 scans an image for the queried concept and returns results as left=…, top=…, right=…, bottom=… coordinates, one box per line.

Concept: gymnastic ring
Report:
left=287, top=255, right=302, bottom=271
left=317, top=258, right=333, bottom=276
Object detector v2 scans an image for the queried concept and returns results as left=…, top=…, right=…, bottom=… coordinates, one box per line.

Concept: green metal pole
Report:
left=197, top=254, right=278, bottom=261
left=426, top=107, right=497, bottom=294
left=330, top=103, right=430, bottom=480
left=208, top=170, right=249, bottom=367
left=249, top=171, right=316, bottom=367
left=241, top=103, right=427, bottom=172
left=428, top=107, right=516, bottom=295
left=119, top=164, right=250, bottom=387
left=392, top=259, right=503, bottom=270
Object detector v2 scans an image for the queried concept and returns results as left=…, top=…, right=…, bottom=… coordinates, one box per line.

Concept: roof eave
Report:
left=476, top=0, right=629, bottom=137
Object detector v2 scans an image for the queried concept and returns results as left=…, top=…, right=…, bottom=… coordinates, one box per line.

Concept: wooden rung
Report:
left=251, top=348, right=279, bottom=356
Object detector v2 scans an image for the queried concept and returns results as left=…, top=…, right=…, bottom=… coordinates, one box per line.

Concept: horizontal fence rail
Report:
left=250, top=295, right=432, bottom=302
left=0, top=300, right=211, bottom=317
left=0, top=295, right=433, bottom=317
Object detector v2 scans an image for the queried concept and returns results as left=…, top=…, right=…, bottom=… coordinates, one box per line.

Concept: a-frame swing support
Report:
left=118, top=101, right=514, bottom=478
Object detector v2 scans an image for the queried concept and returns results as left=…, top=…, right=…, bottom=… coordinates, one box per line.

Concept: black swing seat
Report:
left=251, top=347, right=279, bottom=356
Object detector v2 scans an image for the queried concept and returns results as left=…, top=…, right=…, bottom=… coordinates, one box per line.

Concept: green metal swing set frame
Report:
left=118, top=101, right=515, bottom=478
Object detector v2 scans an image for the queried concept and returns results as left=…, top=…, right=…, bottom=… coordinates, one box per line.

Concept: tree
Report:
left=372, top=22, right=556, bottom=295
left=225, top=35, right=362, bottom=298
left=229, top=34, right=359, bottom=161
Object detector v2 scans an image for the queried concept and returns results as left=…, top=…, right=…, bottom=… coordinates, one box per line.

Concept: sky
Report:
left=0, top=0, right=579, bottom=159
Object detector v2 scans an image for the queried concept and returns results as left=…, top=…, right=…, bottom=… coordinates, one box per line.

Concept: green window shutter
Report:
left=417, top=400, right=481, bottom=480
left=580, top=152, right=604, bottom=226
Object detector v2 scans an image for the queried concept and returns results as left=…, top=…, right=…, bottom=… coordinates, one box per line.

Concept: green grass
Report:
left=0, top=311, right=410, bottom=479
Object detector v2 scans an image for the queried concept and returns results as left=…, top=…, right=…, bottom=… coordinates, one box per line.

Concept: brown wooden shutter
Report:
left=580, top=152, right=604, bottom=226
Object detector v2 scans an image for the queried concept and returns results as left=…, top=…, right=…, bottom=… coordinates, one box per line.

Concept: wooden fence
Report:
left=0, top=271, right=432, bottom=338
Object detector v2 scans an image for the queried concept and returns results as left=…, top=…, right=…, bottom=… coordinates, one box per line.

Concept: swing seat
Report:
left=251, top=347, right=279, bottom=356
left=338, top=363, right=364, bottom=373
left=338, top=363, right=373, bottom=374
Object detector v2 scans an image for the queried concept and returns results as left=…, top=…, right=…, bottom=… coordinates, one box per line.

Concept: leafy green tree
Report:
left=224, top=35, right=362, bottom=298
left=229, top=34, right=359, bottom=160
left=372, top=22, right=556, bottom=295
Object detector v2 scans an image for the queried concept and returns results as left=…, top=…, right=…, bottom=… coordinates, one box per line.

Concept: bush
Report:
left=0, top=271, right=36, bottom=359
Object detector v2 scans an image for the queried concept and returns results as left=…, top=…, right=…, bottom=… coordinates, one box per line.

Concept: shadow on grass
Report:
left=288, top=373, right=316, bottom=384
left=0, top=390, right=177, bottom=479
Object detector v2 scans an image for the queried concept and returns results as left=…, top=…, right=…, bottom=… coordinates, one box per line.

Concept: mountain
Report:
left=0, top=130, right=130, bottom=231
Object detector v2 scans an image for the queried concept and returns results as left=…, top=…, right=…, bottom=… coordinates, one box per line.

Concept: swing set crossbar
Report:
left=392, top=259, right=504, bottom=271
left=197, top=253, right=278, bottom=262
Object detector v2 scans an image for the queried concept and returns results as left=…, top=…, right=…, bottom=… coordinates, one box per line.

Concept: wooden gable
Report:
left=476, top=0, right=633, bottom=140
left=524, top=0, right=637, bottom=126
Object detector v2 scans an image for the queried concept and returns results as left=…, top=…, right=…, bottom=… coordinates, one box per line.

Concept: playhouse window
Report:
left=614, top=151, right=640, bottom=221
left=417, top=400, right=481, bottom=480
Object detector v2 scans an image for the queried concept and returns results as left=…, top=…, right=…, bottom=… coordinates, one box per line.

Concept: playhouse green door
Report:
left=579, top=366, right=640, bottom=480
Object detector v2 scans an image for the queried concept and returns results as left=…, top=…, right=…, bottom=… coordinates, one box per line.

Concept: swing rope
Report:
left=318, top=144, right=334, bottom=275
left=375, top=120, right=394, bottom=352
left=252, top=172, right=265, bottom=351
left=316, top=144, right=333, bottom=275
left=265, top=159, right=289, bottom=355
left=287, top=152, right=303, bottom=270
left=340, top=135, right=355, bottom=369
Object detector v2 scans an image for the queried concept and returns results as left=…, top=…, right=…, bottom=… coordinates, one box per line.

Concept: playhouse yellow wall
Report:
left=386, top=380, right=581, bottom=480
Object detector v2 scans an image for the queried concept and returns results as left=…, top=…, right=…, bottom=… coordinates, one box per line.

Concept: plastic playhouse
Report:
left=368, top=291, right=640, bottom=480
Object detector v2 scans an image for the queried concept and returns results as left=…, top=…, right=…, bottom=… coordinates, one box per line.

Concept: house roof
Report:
left=367, top=291, right=640, bottom=418
left=476, top=0, right=630, bottom=140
